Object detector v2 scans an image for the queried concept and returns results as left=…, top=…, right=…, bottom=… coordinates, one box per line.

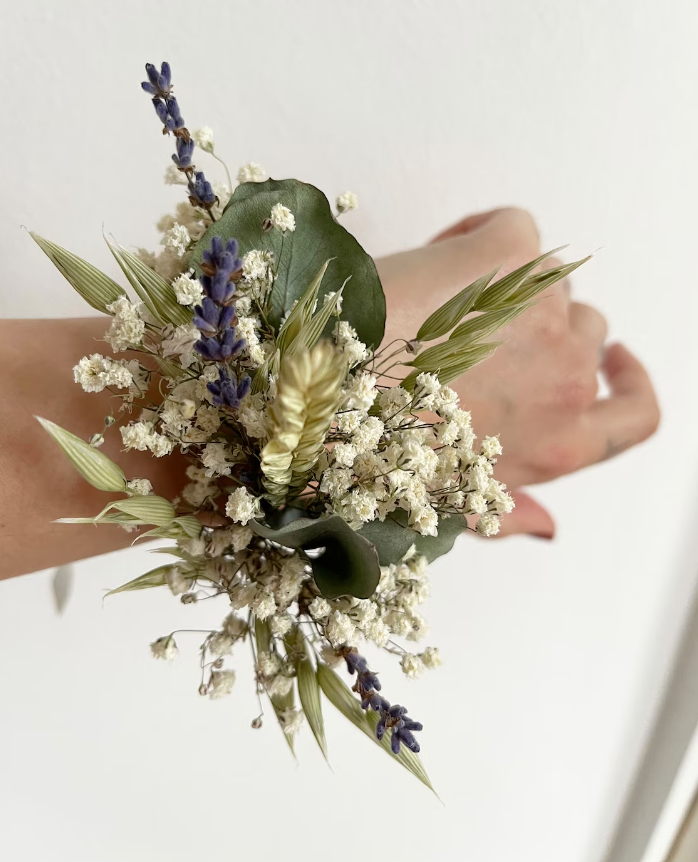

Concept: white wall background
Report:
left=1, top=2, right=698, bottom=861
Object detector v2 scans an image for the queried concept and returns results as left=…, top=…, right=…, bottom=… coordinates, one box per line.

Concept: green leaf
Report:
left=111, top=496, right=177, bottom=526
left=276, top=260, right=330, bottom=354
left=255, top=618, right=296, bottom=756
left=504, top=256, right=590, bottom=306
left=153, top=355, right=188, bottom=381
left=190, top=179, right=386, bottom=349
left=105, top=235, right=193, bottom=326
left=105, top=564, right=172, bottom=597
left=37, top=417, right=127, bottom=493
left=286, top=281, right=347, bottom=356
left=30, top=232, right=126, bottom=314
left=249, top=514, right=381, bottom=600
left=251, top=347, right=280, bottom=395
left=359, top=509, right=467, bottom=566
left=317, top=663, right=435, bottom=792
left=174, top=515, right=203, bottom=539
left=416, top=269, right=498, bottom=341
left=473, top=246, right=567, bottom=311
left=295, top=637, right=328, bottom=759
left=406, top=340, right=499, bottom=374
left=448, top=303, right=530, bottom=343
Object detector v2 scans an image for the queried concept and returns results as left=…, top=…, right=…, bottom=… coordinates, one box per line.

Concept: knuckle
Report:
left=553, top=375, right=597, bottom=412
left=637, top=399, right=661, bottom=441
left=497, top=207, right=540, bottom=253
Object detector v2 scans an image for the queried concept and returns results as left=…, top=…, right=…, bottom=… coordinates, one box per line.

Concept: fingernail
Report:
left=531, top=532, right=555, bottom=541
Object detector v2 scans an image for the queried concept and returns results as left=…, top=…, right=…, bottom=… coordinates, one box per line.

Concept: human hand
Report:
left=376, top=208, right=660, bottom=538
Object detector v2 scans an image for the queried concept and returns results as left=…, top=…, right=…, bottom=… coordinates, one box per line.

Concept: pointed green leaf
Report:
left=174, top=515, right=203, bottom=539
left=249, top=515, right=381, bottom=600
left=416, top=269, right=498, bottom=341
left=190, top=179, right=386, bottom=349
left=295, top=638, right=328, bottom=759
left=30, top=232, right=126, bottom=314
left=255, top=618, right=296, bottom=756
left=105, top=564, right=172, bottom=597
left=317, top=663, right=434, bottom=792
left=448, top=303, right=530, bottom=343
left=474, top=246, right=567, bottom=310
left=407, top=339, right=499, bottom=373
left=111, top=496, right=176, bottom=526
left=37, top=417, right=127, bottom=492
left=105, top=235, right=192, bottom=326
left=286, top=281, right=347, bottom=356
left=153, top=355, right=188, bottom=381
left=276, top=259, right=330, bottom=354
left=505, top=256, right=590, bottom=306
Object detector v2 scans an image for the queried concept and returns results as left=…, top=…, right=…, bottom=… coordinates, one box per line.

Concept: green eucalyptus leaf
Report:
left=249, top=515, right=381, bottom=600
left=416, top=269, right=498, bottom=341
left=105, top=564, right=172, bottom=597
left=359, top=509, right=467, bottom=566
left=30, top=232, right=126, bottom=314
left=105, top=235, right=193, bottom=326
left=37, top=417, right=127, bottom=493
left=111, top=496, right=177, bottom=526
left=317, top=663, right=434, bottom=792
left=190, top=179, right=386, bottom=349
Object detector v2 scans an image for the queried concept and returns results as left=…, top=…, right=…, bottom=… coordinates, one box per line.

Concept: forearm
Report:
left=0, top=318, right=184, bottom=579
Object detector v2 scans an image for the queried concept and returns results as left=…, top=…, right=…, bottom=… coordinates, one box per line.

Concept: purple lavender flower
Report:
left=141, top=62, right=172, bottom=99
left=343, top=649, right=423, bottom=754
left=207, top=367, right=252, bottom=408
left=172, top=136, right=195, bottom=170
left=192, top=236, right=249, bottom=384
left=188, top=171, right=217, bottom=209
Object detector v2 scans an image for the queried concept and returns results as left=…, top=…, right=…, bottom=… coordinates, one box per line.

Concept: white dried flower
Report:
left=165, top=566, right=190, bottom=596
left=236, top=316, right=265, bottom=366
left=253, top=590, right=276, bottom=621
left=73, top=354, right=133, bottom=393
left=149, top=433, right=175, bottom=457
left=120, top=421, right=156, bottom=451
left=127, top=477, right=152, bottom=496
left=433, top=385, right=460, bottom=419
left=201, top=442, right=236, bottom=477
left=378, top=386, right=412, bottom=425
left=192, top=126, right=215, bottom=153
left=105, top=297, right=145, bottom=351
left=270, top=203, right=296, bottom=232
left=150, top=636, right=178, bottom=661
left=279, top=707, right=305, bottom=736
left=225, top=487, right=261, bottom=525
left=319, top=645, right=344, bottom=668
left=162, top=222, right=191, bottom=258
left=421, top=646, right=442, bottom=669
left=172, top=271, right=203, bottom=306
left=336, top=191, right=358, bottom=213
left=334, top=320, right=368, bottom=367
left=223, top=613, right=248, bottom=639
left=352, top=416, right=384, bottom=454
left=325, top=610, right=357, bottom=647
left=323, top=290, right=343, bottom=315
left=164, top=163, right=187, bottom=185
left=400, top=653, right=426, bottom=679
left=270, top=614, right=293, bottom=637
left=466, top=491, right=488, bottom=515
left=476, top=512, right=501, bottom=536
left=413, top=372, right=441, bottom=409
left=409, top=505, right=439, bottom=537
left=309, top=596, right=332, bottom=619
left=480, top=435, right=503, bottom=459
left=209, top=669, right=236, bottom=700
left=237, top=162, right=266, bottom=183
left=208, top=631, right=234, bottom=658
left=344, top=371, right=378, bottom=411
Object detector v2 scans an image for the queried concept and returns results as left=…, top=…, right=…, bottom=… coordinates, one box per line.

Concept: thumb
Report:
left=487, top=489, right=556, bottom=539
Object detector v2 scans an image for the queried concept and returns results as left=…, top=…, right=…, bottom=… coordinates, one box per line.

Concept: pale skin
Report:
left=0, top=207, right=659, bottom=579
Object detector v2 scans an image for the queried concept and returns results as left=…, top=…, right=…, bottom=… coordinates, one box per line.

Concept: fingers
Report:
left=569, top=302, right=608, bottom=347
left=429, top=207, right=540, bottom=256
left=585, top=343, right=660, bottom=459
left=485, top=490, right=555, bottom=539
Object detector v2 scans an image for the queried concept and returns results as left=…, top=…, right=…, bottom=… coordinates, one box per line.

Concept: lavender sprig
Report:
left=140, top=61, right=218, bottom=218
left=344, top=649, right=423, bottom=754
left=191, top=236, right=251, bottom=403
